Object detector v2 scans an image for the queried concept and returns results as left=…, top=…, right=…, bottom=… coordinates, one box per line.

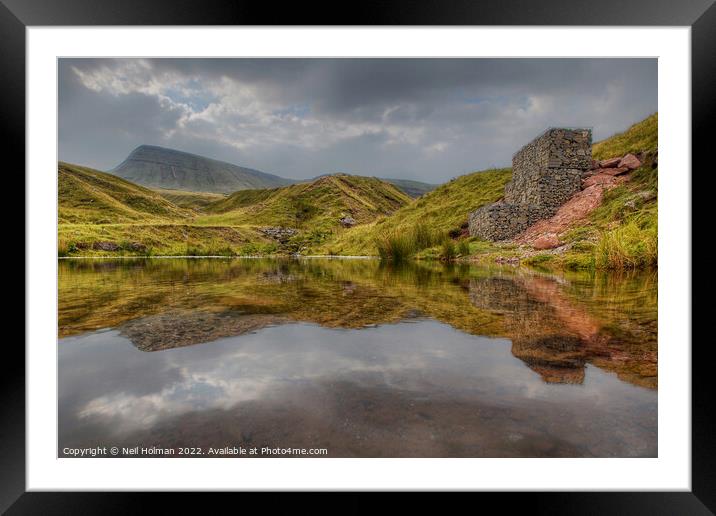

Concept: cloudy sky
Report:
left=59, top=58, right=657, bottom=183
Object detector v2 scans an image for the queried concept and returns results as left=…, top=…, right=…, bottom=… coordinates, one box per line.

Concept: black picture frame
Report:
left=4, top=0, right=711, bottom=512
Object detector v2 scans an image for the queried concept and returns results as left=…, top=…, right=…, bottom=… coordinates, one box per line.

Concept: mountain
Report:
left=199, top=174, right=412, bottom=232
left=58, top=162, right=191, bottom=224
left=110, top=145, right=292, bottom=194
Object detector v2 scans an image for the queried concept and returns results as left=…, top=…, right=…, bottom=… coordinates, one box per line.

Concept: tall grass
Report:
left=374, top=223, right=444, bottom=261
left=457, top=239, right=470, bottom=256
left=595, top=221, right=657, bottom=269
left=440, top=240, right=457, bottom=261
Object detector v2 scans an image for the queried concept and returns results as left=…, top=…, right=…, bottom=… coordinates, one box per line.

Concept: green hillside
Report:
left=592, top=113, right=657, bottom=160
left=58, top=113, right=657, bottom=270
left=59, top=162, right=192, bottom=224
left=58, top=168, right=410, bottom=257
left=155, top=188, right=226, bottom=211
left=197, top=174, right=412, bottom=243
left=314, top=168, right=512, bottom=255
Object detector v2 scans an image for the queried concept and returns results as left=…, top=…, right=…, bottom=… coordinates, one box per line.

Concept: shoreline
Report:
left=58, top=254, right=379, bottom=260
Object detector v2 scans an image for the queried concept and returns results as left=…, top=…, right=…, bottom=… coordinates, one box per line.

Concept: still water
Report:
left=58, top=258, right=657, bottom=457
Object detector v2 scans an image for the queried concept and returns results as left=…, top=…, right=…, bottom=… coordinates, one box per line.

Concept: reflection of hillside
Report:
left=59, top=259, right=656, bottom=388
left=120, top=310, right=287, bottom=351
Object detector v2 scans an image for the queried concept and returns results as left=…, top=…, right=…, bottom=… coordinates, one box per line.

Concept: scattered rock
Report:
left=600, top=166, right=630, bottom=176
left=259, top=227, right=298, bottom=242
left=495, top=256, right=520, bottom=265
left=625, top=190, right=657, bottom=209
left=339, top=216, right=357, bottom=227
left=618, top=153, right=641, bottom=170
left=635, top=190, right=657, bottom=202
left=126, top=242, right=147, bottom=252
left=92, top=241, right=120, bottom=251
left=600, top=157, right=622, bottom=168
left=533, top=234, right=560, bottom=250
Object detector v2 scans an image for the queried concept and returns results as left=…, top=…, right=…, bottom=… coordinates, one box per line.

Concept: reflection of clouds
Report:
left=61, top=321, right=655, bottom=437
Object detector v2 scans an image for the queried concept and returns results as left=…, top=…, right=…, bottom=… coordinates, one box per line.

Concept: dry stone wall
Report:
left=469, top=128, right=592, bottom=241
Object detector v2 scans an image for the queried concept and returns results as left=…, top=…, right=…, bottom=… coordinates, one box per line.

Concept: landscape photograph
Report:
left=58, top=58, right=658, bottom=458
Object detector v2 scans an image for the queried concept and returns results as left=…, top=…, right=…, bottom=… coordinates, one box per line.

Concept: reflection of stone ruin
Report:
left=468, top=275, right=657, bottom=388
left=469, top=128, right=592, bottom=241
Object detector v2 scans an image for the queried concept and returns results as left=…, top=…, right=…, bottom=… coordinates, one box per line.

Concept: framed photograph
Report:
left=6, top=0, right=711, bottom=511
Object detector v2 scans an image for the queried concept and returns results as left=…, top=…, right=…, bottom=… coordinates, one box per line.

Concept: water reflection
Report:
left=58, top=258, right=657, bottom=457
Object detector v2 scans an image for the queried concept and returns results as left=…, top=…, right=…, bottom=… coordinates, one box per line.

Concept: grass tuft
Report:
left=440, top=240, right=457, bottom=261
left=374, top=223, right=445, bottom=262
left=595, top=221, right=657, bottom=269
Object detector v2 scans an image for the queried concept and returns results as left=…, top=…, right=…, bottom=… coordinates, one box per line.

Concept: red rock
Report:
left=618, top=153, right=641, bottom=170
left=533, top=234, right=560, bottom=250
left=601, top=167, right=630, bottom=176
left=600, top=157, right=621, bottom=168
left=582, top=174, right=617, bottom=188
left=590, top=159, right=600, bottom=170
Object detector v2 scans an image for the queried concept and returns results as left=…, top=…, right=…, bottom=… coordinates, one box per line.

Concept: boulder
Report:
left=259, top=227, right=298, bottom=242
left=339, top=216, right=357, bottom=227
left=92, top=241, right=120, bottom=251
left=600, top=167, right=630, bottom=176
left=618, top=153, right=641, bottom=170
left=599, top=157, right=622, bottom=168
left=127, top=242, right=147, bottom=252
left=533, top=234, right=560, bottom=250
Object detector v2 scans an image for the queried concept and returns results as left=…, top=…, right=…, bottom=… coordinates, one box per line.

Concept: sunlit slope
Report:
left=155, top=188, right=226, bottom=211
left=199, top=174, right=412, bottom=231
left=316, top=168, right=512, bottom=255
left=58, top=162, right=191, bottom=224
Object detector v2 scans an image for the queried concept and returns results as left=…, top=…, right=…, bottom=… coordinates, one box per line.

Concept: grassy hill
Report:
left=196, top=174, right=412, bottom=250
left=58, top=113, right=656, bottom=269
left=58, top=168, right=410, bottom=256
left=314, top=168, right=512, bottom=255
left=592, top=113, right=657, bottom=160
left=59, top=162, right=192, bottom=224
left=155, top=188, right=226, bottom=211
left=110, top=145, right=292, bottom=194
left=314, top=113, right=658, bottom=268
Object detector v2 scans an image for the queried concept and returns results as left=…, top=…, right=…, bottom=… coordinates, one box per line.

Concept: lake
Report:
left=58, top=258, right=657, bottom=457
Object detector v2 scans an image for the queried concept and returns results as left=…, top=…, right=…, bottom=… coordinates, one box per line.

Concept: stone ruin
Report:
left=468, top=128, right=592, bottom=241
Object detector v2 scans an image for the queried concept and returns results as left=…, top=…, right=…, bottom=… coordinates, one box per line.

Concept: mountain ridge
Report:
left=110, top=144, right=437, bottom=198
left=110, top=144, right=292, bottom=194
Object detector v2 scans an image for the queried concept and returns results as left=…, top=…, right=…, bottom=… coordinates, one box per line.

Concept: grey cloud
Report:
left=58, top=58, right=657, bottom=182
